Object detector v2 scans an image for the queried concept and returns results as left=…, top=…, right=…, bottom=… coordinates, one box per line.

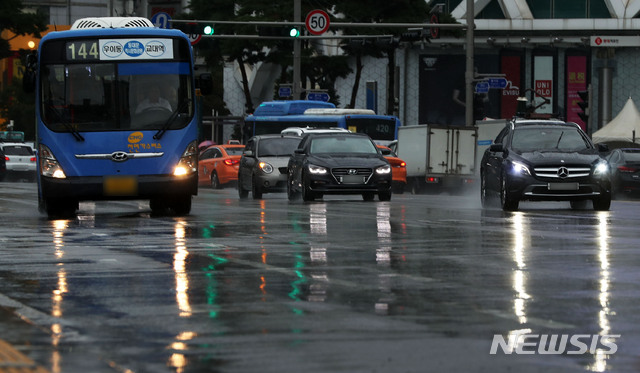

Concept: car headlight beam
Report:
left=594, top=161, right=609, bottom=176
left=259, top=162, right=274, bottom=174
left=39, top=144, right=66, bottom=179
left=308, top=164, right=327, bottom=174
left=376, top=165, right=391, bottom=174
left=511, top=161, right=531, bottom=176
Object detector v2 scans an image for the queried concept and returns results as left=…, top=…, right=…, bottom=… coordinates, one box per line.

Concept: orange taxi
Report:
left=377, top=145, right=407, bottom=193
left=198, top=144, right=246, bottom=189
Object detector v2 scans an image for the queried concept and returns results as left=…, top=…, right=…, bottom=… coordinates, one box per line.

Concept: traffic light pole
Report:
left=293, top=0, right=302, bottom=100
left=465, top=0, right=475, bottom=127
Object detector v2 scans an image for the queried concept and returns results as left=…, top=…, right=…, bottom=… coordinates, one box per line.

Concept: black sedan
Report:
left=480, top=119, right=611, bottom=211
left=606, top=148, right=640, bottom=197
left=287, top=133, right=392, bottom=201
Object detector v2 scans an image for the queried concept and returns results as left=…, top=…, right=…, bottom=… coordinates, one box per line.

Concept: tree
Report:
left=335, top=0, right=431, bottom=115
left=0, top=0, right=47, bottom=61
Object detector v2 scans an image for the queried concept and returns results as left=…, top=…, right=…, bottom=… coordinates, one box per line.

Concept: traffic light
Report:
left=203, top=24, right=214, bottom=35
left=289, top=27, right=300, bottom=38
left=577, top=86, right=591, bottom=124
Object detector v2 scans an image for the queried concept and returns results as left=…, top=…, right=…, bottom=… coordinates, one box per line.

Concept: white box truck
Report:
left=396, top=125, right=479, bottom=193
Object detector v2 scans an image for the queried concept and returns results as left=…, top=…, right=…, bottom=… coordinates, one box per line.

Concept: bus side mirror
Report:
left=198, top=73, right=213, bottom=96
left=23, top=53, right=37, bottom=93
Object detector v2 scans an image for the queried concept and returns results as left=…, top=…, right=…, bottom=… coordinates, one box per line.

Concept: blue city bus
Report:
left=30, top=17, right=207, bottom=218
left=244, top=100, right=402, bottom=145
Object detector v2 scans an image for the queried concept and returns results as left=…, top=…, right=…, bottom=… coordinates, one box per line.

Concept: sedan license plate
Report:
left=104, top=176, right=138, bottom=196
left=548, top=182, right=579, bottom=191
left=340, top=175, right=366, bottom=184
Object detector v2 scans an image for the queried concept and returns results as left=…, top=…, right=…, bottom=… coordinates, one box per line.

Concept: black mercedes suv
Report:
left=480, top=119, right=611, bottom=211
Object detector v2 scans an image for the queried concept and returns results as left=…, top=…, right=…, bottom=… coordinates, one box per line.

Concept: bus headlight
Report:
left=173, top=141, right=198, bottom=177
left=39, top=144, right=66, bottom=179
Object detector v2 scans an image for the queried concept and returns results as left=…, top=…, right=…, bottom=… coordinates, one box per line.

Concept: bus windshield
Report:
left=41, top=61, right=193, bottom=132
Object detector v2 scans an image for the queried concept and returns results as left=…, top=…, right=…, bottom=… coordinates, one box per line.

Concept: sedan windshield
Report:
left=310, top=136, right=378, bottom=154
left=511, top=128, right=591, bottom=152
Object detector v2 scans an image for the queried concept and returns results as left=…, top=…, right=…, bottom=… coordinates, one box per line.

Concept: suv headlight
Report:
left=511, top=161, right=531, bottom=176
left=593, top=161, right=609, bottom=176
left=376, top=165, right=392, bottom=174
left=259, top=162, right=274, bottom=174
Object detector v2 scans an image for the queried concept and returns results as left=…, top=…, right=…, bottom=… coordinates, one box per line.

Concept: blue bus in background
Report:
left=244, top=100, right=402, bottom=145
left=29, top=17, right=209, bottom=218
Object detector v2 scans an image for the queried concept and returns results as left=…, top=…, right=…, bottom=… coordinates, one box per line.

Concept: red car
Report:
left=198, top=144, right=245, bottom=189
left=377, top=145, right=407, bottom=193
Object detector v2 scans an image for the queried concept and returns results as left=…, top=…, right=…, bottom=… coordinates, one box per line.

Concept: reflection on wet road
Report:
left=0, top=182, right=639, bottom=372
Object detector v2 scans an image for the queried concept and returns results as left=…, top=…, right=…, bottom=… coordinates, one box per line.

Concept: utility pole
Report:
left=293, top=0, right=302, bottom=100
left=465, top=0, right=475, bottom=127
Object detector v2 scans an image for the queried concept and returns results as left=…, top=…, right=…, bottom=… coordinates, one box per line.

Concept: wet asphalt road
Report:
left=1, top=181, right=640, bottom=373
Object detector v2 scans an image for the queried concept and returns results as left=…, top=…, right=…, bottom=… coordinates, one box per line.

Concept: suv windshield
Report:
left=511, top=127, right=591, bottom=152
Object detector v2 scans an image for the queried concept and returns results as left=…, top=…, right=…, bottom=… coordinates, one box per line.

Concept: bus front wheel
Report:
left=44, top=198, right=78, bottom=219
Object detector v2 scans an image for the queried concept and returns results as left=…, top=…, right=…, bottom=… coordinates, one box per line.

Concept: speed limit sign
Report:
left=305, top=9, right=330, bottom=36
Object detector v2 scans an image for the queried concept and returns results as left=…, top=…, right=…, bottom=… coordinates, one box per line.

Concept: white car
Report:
left=1, top=143, right=36, bottom=181
left=280, top=126, right=351, bottom=137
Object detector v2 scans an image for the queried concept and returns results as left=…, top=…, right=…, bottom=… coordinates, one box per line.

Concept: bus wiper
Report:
left=46, top=104, right=85, bottom=141
left=154, top=100, right=188, bottom=140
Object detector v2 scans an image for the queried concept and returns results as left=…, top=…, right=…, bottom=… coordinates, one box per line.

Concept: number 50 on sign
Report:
left=305, top=10, right=330, bottom=36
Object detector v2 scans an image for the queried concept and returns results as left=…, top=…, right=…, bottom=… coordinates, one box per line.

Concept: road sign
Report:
left=278, top=86, right=292, bottom=98
left=429, top=14, right=439, bottom=39
left=475, top=82, right=489, bottom=94
left=151, top=12, right=171, bottom=29
left=488, top=77, right=508, bottom=89
left=183, top=22, right=202, bottom=45
left=305, top=10, right=330, bottom=36
left=307, top=91, right=330, bottom=102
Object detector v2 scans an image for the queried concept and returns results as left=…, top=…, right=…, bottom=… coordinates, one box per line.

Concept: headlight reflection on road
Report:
left=168, top=331, right=197, bottom=373
left=308, top=204, right=328, bottom=302
left=50, top=219, right=69, bottom=373
left=511, top=212, right=530, bottom=325
left=588, top=211, right=613, bottom=373
left=174, top=219, right=191, bottom=317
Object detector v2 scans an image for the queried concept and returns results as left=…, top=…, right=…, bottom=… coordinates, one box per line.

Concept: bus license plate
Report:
left=548, top=182, right=578, bottom=191
left=104, top=176, right=138, bottom=196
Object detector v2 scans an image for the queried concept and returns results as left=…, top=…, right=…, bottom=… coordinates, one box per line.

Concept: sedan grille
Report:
left=331, top=168, right=373, bottom=184
left=534, top=166, right=591, bottom=178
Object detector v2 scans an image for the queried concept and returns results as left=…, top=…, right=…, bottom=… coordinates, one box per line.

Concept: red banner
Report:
left=501, top=55, right=522, bottom=119
left=566, top=56, right=588, bottom=131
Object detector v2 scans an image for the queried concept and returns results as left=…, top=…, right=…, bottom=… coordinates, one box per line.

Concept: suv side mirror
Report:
left=597, top=143, right=609, bottom=153
left=489, top=143, right=504, bottom=152
left=243, top=150, right=254, bottom=157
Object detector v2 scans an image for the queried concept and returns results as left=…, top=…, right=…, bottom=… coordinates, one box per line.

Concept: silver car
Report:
left=238, top=135, right=302, bottom=199
left=0, top=143, right=36, bottom=181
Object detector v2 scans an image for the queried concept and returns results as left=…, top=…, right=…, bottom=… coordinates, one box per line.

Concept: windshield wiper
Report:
left=555, top=131, right=564, bottom=148
left=154, top=100, right=188, bottom=140
left=46, top=103, right=85, bottom=141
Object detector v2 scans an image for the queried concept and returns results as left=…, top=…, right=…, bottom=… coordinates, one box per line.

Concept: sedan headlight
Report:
left=376, top=165, right=391, bottom=174
left=593, top=161, right=609, bottom=176
left=308, top=164, right=327, bottom=174
left=511, top=161, right=531, bottom=176
left=259, top=162, right=274, bottom=174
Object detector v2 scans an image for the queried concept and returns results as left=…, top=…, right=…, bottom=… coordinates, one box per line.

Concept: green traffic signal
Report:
left=289, top=27, right=300, bottom=37
left=203, top=25, right=214, bottom=35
